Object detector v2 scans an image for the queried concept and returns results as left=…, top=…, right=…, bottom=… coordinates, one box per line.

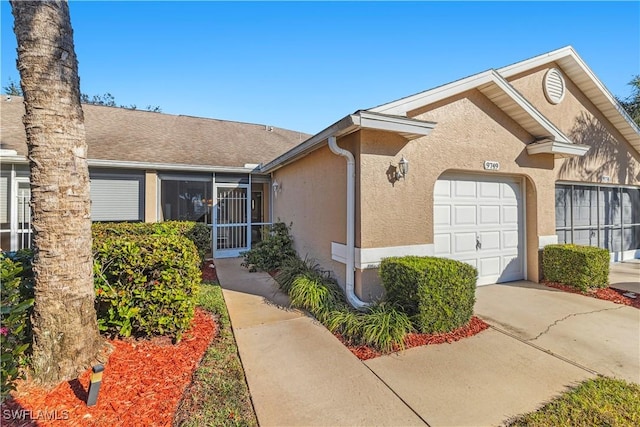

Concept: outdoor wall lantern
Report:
left=272, top=180, right=281, bottom=195
left=396, top=156, right=409, bottom=179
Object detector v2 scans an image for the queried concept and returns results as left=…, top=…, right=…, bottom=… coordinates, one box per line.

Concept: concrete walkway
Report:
left=215, top=258, right=426, bottom=426
left=215, top=258, right=637, bottom=427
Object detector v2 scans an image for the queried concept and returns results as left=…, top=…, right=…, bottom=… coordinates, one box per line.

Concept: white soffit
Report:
left=526, top=140, right=590, bottom=158
left=499, top=46, right=640, bottom=152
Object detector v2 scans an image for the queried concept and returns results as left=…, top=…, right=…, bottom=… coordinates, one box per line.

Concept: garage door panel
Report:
left=502, top=182, right=521, bottom=200
left=502, top=230, right=520, bottom=249
left=480, top=257, right=501, bottom=276
left=502, top=205, right=519, bottom=224
left=454, top=233, right=477, bottom=253
left=455, top=180, right=477, bottom=198
left=479, top=205, right=500, bottom=225
left=502, top=255, right=523, bottom=275
left=434, top=175, right=524, bottom=286
left=479, top=231, right=500, bottom=250
left=434, top=205, right=451, bottom=226
left=434, top=234, right=451, bottom=255
left=454, top=205, right=477, bottom=225
left=480, top=181, right=501, bottom=198
left=434, top=180, right=451, bottom=197
left=459, top=258, right=478, bottom=269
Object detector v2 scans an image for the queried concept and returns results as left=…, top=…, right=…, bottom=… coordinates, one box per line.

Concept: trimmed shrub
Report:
left=93, top=234, right=201, bottom=340
left=92, top=221, right=212, bottom=262
left=0, top=250, right=34, bottom=402
left=543, top=244, right=609, bottom=291
left=241, top=222, right=296, bottom=272
left=380, top=256, right=477, bottom=334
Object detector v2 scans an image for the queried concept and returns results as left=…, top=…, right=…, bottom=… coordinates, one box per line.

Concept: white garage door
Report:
left=434, top=174, right=525, bottom=285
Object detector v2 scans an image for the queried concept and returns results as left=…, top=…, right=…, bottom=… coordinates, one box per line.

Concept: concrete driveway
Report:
left=609, top=259, right=640, bottom=294
left=475, top=281, right=640, bottom=384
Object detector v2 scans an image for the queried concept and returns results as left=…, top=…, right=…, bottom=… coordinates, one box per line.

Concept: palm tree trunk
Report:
left=11, top=0, right=101, bottom=385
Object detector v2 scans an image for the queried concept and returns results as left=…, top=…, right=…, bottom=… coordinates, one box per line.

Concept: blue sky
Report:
left=2, top=1, right=639, bottom=134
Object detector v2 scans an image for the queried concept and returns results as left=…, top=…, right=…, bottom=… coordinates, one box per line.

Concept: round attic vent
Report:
left=543, top=68, right=566, bottom=104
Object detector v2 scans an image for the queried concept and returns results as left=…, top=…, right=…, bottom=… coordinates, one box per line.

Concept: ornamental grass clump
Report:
left=288, top=273, right=347, bottom=322
left=326, top=303, right=414, bottom=352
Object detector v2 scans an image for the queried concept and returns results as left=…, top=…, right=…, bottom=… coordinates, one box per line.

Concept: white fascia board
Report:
left=0, top=154, right=263, bottom=174
left=370, top=68, right=572, bottom=144
left=488, top=72, right=571, bottom=143
left=497, top=46, right=575, bottom=77
left=88, top=159, right=260, bottom=173
left=526, top=140, right=590, bottom=158
left=370, top=70, right=496, bottom=115
left=261, top=111, right=436, bottom=173
left=499, top=46, right=640, bottom=151
left=261, top=115, right=358, bottom=173
left=355, top=111, right=436, bottom=138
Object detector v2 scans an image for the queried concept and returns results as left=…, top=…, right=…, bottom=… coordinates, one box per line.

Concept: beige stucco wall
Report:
left=144, top=170, right=158, bottom=222
left=507, top=64, right=640, bottom=186
left=363, top=89, right=555, bottom=245
left=272, top=136, right=360, bottom=286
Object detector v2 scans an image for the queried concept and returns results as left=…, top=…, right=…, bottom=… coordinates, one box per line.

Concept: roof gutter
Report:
left=0, top=155, right=262, bottom=174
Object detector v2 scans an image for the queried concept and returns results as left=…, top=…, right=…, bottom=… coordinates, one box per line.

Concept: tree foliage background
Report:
left=616, top=75, right=640, bottom=127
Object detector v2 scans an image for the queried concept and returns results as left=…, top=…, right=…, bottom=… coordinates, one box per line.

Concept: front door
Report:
left=214, top=185, right=250, bottom=258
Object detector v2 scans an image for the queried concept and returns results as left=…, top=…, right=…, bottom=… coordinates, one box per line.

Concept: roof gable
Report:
left=370, top=46, right=639, bottom=153
left=498, top=46, right=640, bottom=152
left=369, top=69, right=582, bottom=156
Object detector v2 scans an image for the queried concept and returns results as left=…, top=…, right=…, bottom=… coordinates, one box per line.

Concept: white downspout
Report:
left=328, top=136, right=369, bottom=310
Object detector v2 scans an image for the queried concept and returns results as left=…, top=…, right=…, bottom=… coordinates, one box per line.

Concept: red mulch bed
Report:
left=337, top=316, right=490, bottom=361
left=1, top=308, right=216, bottom=427
left=201, top=261, right=219, bottom=282
left=543, top=281, right=640, bottom=309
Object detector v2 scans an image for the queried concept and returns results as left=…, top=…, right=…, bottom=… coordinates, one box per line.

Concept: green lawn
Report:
left=173, top=282, right=257, bottom=427
left=506, top=377, right=640, bottom=426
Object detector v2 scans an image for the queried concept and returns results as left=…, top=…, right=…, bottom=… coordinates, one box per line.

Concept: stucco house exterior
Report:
left=1, top=46, right=639, bottom=306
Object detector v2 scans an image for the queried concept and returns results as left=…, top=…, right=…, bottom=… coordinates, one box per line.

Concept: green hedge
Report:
left=92, top=221, right=211, bottom=262
left=241, top=222, right=296, bottom=272
left=542, top=244, right=609, bottom=291
left=93, top=234, right=201, bottom=340
left=0, top=251, right=34, bottom=402
left=380, top=256, right=477, bottom=334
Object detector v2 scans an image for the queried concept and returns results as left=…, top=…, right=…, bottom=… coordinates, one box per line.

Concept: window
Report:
left=160, top=177, right=212, bottom=224
left=90, top=172, right=144, bottom=222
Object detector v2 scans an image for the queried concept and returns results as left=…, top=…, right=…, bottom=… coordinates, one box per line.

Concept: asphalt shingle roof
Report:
left=0, top=96, right=309, bottom=168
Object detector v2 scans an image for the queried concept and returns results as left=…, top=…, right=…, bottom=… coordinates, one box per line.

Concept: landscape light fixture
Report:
left=86, top=364, right=104, bottom=407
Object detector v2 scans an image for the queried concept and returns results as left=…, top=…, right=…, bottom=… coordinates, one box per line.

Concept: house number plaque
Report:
left=483, top=161, right=500, bottom=171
